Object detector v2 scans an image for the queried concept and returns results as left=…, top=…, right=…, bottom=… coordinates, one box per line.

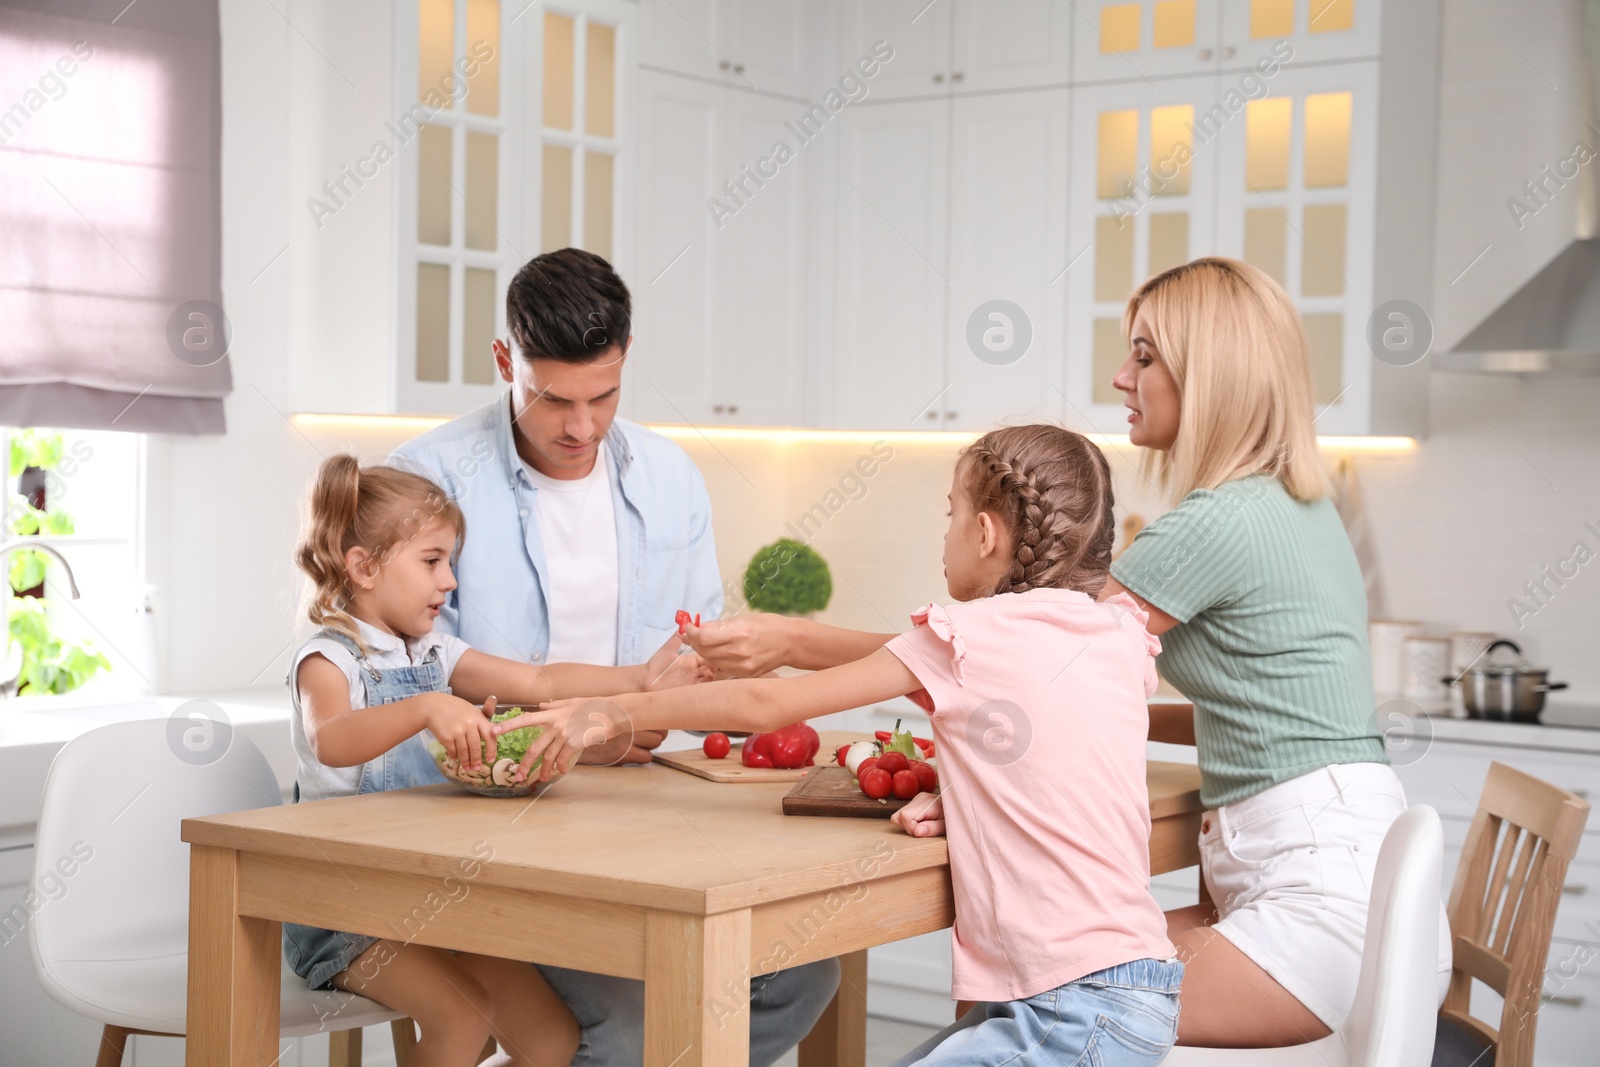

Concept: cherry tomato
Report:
left=702, top=732, right=730, bottom=760
left=836, top=744, right=851, bottom=767
left=892, top=769, right=921, bottom=800
left=859, top=767, right=892, bottom=800
left=877, top=751, right=910, bottom=776
left=912, top=761, right=939, bottom=793
left=857, top=756, right=879, bottom=781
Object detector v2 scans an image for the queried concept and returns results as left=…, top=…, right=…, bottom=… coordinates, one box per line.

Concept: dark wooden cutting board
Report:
left=782, top=766, right=912, bottom=819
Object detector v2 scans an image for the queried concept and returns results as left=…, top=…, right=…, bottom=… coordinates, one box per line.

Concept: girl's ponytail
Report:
left=294, top=453, right=463, bottom=650
left=296, top=454, right=367, bottom=648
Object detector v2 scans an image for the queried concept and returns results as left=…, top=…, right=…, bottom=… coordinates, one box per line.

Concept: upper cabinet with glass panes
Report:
left=1073, top=0, right=1378, bottom=84
left=393, top=0, right=631, bottom=416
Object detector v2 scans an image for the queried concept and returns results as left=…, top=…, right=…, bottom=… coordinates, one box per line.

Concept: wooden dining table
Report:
left=182, top=731, right=1203, bottom=1066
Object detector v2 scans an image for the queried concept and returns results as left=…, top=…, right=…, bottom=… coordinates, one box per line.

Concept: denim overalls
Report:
left=283, top=629, right=452, bottom=989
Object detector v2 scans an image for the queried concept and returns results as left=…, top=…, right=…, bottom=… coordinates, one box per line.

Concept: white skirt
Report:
left=1200, top=762, right=1452, bottom=1030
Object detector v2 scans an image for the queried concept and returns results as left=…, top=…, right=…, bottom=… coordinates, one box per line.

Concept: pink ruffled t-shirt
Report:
left=886, top=588, right=1175, bottom=1002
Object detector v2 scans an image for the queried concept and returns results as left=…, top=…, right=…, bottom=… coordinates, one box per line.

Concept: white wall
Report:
left=145, top=0, right=1600, bottom=709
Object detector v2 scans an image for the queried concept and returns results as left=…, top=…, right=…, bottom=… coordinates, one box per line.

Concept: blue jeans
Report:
left=536, top=957, right=841, bottom=1067
left=887, top=958, right=1183, bottom=1067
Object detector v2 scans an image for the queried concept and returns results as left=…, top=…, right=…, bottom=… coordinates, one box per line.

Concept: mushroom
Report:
left=490, top=758, right=517, bottom=787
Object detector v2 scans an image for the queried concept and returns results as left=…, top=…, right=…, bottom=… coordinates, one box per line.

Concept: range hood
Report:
left=1441, top=1, right=1600, bottom=374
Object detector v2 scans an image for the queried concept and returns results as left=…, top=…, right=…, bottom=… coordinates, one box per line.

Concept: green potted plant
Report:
left=7, top=429, right=110, bottom=696
left=742, top=538, right=831, bottom=616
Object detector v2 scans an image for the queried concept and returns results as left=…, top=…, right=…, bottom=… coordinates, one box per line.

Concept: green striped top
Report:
left=1111, top=474, right=1386, bottom=808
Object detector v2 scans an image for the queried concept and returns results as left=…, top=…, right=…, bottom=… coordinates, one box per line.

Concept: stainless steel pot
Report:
left=1443, top=639, right=1568, bottom=721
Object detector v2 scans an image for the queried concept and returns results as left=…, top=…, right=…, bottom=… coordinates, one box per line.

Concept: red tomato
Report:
left=877, top=751, right=911, bottom=776
left=859, top=767, right=893, bottom=800
left=891, top=769, right=921, bottom=800
left=702, top=732, right=731, bottom=760
left=857, top=756, right=879, bottom=781
left=912, top=761, right=939, bottom=793
left=836, top=744, right=851, bottom=766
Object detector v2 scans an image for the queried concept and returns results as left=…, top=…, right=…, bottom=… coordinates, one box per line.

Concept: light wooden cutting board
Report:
left=653, top=730, right=861, bottom=784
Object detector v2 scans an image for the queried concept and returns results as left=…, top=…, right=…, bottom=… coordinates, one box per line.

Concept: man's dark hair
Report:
left=505, top=248, right=631, bottom=363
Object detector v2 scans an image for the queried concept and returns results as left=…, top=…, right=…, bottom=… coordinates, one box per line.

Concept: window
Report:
left=1, top=428, right=143, bottom=698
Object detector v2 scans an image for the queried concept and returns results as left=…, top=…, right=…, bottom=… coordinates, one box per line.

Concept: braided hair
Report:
left=960, top=425, right=1116, bottom=598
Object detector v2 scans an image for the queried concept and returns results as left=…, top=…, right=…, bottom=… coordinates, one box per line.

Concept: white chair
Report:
left=28, top=718, right=415, bottom=1066
left=1166, top=804, right=1444, bottom=1067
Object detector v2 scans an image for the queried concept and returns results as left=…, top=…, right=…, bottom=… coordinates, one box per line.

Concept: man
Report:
left=392, top=248, right=839, bottom=1065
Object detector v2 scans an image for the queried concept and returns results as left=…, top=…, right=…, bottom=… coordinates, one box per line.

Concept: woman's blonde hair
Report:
left=1124, top=256, right=1329, bottom=503
left=961, top=424, right=1116, bottom=598
left=295, top=454, right=464, bottom=649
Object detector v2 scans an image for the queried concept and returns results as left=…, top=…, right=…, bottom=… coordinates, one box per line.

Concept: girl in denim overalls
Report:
left=285, top=454, right=711, bottom=1067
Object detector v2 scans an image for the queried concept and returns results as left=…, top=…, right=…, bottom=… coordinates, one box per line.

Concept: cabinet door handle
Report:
left=713, top=404, right=725, bottom=414
left=1220, top=46, right=1236, bottom=59
left=951, top=72, right=964, bottom=82
left=727, top=404, right=739, bottom=415
left=944, top=411, right=958, bottom=420
left=734, top=64, right=745, bottom=74
left=1198, top=48, right=1214, bottom=60
left=1544, top=994, right=1586, bottom=1009
left=719, top=61, right=730, bottom=71
left=1562, top=883, right=1588, bottom=896
left=933, top=73, right=945, bottom=83
left=926, top=411, right=939, bottom=421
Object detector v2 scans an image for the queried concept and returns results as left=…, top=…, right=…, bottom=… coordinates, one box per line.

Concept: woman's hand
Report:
left=423, top=692, right=497, bottom=772
left=493, top=694, right=639, bottom=782
left=891, top=792, right=945, bottom=838
left=682, top=615, right=789, bottom=677
left=641, top=633, right=716, bottom=692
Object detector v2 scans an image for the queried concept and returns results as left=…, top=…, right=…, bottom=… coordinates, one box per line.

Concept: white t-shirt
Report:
left=288, top=617, right=472, bottom=801
left=524, top=443, right=620, bottom=667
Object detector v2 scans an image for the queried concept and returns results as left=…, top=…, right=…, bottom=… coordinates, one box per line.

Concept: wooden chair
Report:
left=1437, top=761, right=1592, bottom=1067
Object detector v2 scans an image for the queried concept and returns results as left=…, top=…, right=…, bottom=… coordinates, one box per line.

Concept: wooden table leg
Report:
left=644, top=910, right=751, bottom=1067
left=798, top=949, right=868, bottom=1067
left=187, top=845, right=281, bottom=1066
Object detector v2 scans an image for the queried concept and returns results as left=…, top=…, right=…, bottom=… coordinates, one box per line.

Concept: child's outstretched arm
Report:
left=448, top=631, right=712, bottom=707
left=496, top=647, right=922, bottom=781
left=298, top=654, right=499, bottom=772
left=682, top=614, right=895, bottom=676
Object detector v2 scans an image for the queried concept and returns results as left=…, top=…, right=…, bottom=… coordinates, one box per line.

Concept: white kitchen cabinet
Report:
left=835, top=0, right=1069, bottom=99
left=1391, top=723, right=1600, bottom=1067
left=628, top=71, right=811, bottom=426
left=1072, top=0, right=1379, bottom=86
left=1064, top=51, right=1398, bottom=435
left=834, top=0, right=953, bottom=100
left=1219, top=0, right=1381, bottom=68
left=1213, top=60, right=1379, bottom=435
left=943, top=90, right=1072, bottom=430
left=0, top=845, right=106, bottom=1066
left=638, top=0, right=816, bottom=98
left=1071, top=0, right=1228, bottom=83
left=1063, top=73, right=1224, bottom=434
left=946, top=0, right=1073, bottom=92
left=824, top=98, right=952, bottom=429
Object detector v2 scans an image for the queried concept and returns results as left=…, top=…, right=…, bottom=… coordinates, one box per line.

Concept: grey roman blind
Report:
left=0, top=0, right=228, bottom=434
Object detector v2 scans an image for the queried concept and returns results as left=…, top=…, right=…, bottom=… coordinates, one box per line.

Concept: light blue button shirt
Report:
left=390, top=396, right=723, bottom=667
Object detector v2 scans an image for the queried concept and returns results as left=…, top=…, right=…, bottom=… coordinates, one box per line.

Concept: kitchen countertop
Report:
left=0, top=688, right=297, bottom=843
left=1157, top=695, right=1600, bottom=756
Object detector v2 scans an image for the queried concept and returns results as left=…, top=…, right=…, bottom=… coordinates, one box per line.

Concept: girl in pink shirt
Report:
left=499, top=425, right=1183, bottom=1066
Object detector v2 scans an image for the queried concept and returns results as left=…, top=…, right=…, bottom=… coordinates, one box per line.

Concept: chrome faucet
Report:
left=0, top=537, right=82, bottom=694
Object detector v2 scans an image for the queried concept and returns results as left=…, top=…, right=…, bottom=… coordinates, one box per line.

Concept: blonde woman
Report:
left=682, top=257, right=1448, bottom=1049
left=1099, top=257, right=1449, bottom=1047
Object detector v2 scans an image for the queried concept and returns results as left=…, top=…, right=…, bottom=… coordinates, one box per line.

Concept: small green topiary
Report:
left=743, top=538, right=832, bottom=616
